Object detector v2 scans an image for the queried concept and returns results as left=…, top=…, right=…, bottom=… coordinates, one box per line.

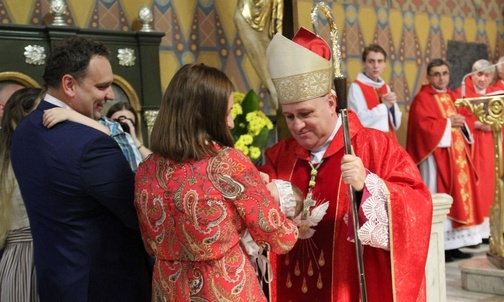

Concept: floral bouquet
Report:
left=231, top=90, right=274, bottom=164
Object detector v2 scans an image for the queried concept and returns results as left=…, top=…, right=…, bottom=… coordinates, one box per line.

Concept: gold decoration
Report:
left=317, top=272, right=323, bottom=289
left=455, top=95, right=504, bottom=266
left=0, top=72, right=40, bottom=88
left=311, top=2, right=342, bottom=79
left=284, top=253, right=289, bottom=266
left=236, top=0, right=283, bottom=38
left=294, top=259, right=301, bottom=276
left=307, top=260, right=314, bottom=276
left=318, top=249, right=325, bottom=267
left=301, top=277, right=308, bottom=293
left=286, top=272, right=292, bottom=288
left=271, top=69, right=332, bottom=105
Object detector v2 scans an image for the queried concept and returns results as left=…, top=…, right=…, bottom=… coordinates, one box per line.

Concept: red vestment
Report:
left=455, top=77, right=497, bottom=222
left=354, top=80, right=397, bottom=141
left=407, top=85, right=480, bottom=228
left=494, top=79, right=504, bottom=91
left=259, top=112, right=432, bottom=302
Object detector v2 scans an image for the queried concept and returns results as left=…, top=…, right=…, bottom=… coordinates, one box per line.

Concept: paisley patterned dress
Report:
left=134, top=146, right=298, bottom=302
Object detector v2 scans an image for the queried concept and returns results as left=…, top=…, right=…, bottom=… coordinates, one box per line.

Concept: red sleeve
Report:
left=406, top=90, right=447, bottom=164
left=227, top=149, right=298, bottom=255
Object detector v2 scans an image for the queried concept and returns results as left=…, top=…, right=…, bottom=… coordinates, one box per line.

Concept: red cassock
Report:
left=494, top=79, right=504, bottom=91
left=259, top=112, right=432, bottom=302
left=455, top=77, right=497, bottom=223
left=407, top=85, right=480, bottom=228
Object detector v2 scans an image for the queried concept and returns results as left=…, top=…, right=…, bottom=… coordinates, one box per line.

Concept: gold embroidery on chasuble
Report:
left=281, top=161, right=331, bottom=295
left=434, top=93, right=475, bottom=223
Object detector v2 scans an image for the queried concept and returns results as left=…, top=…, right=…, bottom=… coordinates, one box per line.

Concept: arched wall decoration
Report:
left=113, top=74, right=140, bottom=112
left=0, top=71, right=41, bottom=88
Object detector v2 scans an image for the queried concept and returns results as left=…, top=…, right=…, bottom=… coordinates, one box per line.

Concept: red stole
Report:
left=455, top=77, right=496, bottom=221
left=355, top=80, right=396, bottom=141
left=433, top=92, right=479, bottom=227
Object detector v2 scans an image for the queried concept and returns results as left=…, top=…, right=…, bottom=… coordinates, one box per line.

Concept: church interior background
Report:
left=0, top=0, right=503, bottom=147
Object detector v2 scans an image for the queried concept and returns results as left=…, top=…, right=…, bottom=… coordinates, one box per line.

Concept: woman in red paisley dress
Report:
left=134, top=63, right=299, bottom=302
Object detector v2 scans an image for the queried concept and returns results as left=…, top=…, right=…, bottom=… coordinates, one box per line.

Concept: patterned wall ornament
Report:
left=117, top=48, right=136, bottom=66
left=24, top=45, right=46, bottom=65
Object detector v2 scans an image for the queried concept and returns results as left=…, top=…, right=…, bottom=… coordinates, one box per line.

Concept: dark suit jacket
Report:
left=11, top=101, right=152, bottom=302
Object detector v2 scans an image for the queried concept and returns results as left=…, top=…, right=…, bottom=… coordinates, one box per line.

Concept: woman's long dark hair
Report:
left=150, top=63, right=234, bottom=162
left=0, top=87, right=42, bottom=247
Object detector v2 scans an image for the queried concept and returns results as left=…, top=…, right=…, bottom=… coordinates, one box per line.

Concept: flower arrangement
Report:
left=231, top=90, right=274, bottom=164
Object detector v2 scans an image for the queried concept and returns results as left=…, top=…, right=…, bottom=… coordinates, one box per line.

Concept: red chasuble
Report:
left=494, top=79, right=504, bottom=91
left=407, top=85, right=479, bottom=228
left=260, top=112, right=432, bottom=302
left=455, top=77, right=497, bottom=223
left=354, top=80, right=397, bottom=142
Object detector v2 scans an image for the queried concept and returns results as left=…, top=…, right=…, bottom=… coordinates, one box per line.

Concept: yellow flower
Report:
left=231, top=103, right=242, bottom=119
left=233, top=92, right=245, bottom=104
left=231, top=90, right=273, bottom=164
left=249, top=146, right=261, bottom=159
left=237, top=134, right=253, bottom=145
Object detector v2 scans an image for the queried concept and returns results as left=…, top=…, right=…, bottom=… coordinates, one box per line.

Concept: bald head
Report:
left=0, top=84, right=24, bottom=120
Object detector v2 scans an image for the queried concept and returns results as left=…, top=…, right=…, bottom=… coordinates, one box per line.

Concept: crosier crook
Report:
left=310, top=3, right=368, bottom=301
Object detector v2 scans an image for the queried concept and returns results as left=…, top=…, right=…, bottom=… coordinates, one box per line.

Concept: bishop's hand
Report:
left=341, top=146, right=366, bottom=191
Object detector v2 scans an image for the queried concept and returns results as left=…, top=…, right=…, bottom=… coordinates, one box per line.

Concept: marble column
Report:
left=426, top=193, right=453, bottom=302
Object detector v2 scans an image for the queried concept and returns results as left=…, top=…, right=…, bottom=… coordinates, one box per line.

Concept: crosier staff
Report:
left=310, top=3, right=368, bottom=301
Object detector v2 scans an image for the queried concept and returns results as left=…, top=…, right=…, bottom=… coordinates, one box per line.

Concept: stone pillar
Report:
left=426, top=193, right=453, bottom=302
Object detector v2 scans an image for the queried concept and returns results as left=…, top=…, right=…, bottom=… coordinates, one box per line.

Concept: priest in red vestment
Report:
left=494, top=56, right=504, bottom=91
left=348, top=44, right=402, bottom=142
left=455, top=59, right=499, bottom=241
left=261, top=27, right=432, bottom=302
left=407, top=59, right=480, bottom=262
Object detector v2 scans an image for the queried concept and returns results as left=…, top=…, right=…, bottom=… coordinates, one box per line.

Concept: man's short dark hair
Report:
left=427, top=59, right=450, bottom=75
left=362, top=44, right=387, bottom=62
left=43, top=37, right=110, bottom=89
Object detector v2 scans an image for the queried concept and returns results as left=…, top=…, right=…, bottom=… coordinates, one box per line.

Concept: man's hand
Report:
left=449, top=114, right=465, bottom=128
left=380, top=92, right=397, bottom=109
left=341, top=147, right=366, bottom=191
left=475, top=121, right=492, bottom=132
left=259, top=172, right=270, bottom=184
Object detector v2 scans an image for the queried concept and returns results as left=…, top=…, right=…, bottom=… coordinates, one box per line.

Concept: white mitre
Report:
left=266, top=27, right=332, bottom=105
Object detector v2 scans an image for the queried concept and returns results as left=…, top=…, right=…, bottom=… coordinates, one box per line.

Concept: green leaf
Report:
left=241, top=89, right=259, bottom=114
left=252, top=127, right=270, bottom=149
left=231, top=114, right=248, bottom=139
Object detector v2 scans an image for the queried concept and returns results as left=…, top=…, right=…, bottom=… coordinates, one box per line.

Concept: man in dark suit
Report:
left=11, top=37, right=151, bottom=302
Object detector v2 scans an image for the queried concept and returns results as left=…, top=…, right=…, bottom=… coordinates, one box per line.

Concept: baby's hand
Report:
left=43, top=108, right=71, bottom=128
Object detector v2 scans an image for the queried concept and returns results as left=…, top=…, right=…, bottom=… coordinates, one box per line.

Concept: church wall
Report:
left=1, top=0, right=502, bottom=146
left=295, top=0, right=504, bottom=146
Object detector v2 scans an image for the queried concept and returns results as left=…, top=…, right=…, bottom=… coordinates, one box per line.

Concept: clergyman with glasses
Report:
left=406, top=58, right=480, bottom=262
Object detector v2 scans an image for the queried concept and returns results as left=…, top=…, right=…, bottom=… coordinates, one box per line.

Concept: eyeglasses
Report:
left=429, top=71, right=450, bottom=78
